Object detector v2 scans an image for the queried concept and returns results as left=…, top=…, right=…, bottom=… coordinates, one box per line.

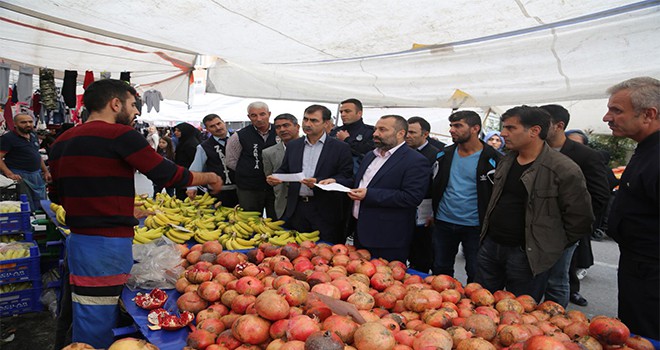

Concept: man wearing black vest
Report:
left=186, top=114, right=238, bottom=207
left=226, top=102, right=278, bottom=217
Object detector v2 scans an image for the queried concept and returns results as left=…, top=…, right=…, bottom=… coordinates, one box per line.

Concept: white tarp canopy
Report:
left=1, top=0, right=659, bottom=133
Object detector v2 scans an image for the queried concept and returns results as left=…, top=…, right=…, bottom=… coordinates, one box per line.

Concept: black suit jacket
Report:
left=277, top=135, right=353, bottom=222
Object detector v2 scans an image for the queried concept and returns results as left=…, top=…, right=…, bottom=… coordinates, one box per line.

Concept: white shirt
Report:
left=352, top=141, right=406, bottom=218
left=299, top=133, right=326, bottom=196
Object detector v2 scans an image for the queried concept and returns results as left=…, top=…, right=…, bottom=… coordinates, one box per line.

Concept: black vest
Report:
left=201, top=137, right=236, bottom=190
left=235, top=125, right=277, bottom=190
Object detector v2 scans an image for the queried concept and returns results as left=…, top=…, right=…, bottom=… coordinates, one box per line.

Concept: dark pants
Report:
left=408, top=224, right=434, bottom=273
left=475, top=237, right=550, bottom=302
left=432, top=220, right=480, bottom=282
left=214, top=189, right=239, bottom=208
left=152, top=185, right=174, bottom=198
left=287, top=197, right=342, bottom=244
left=236, top=187, right=275, bottom=218
left=544, top=243, right=577, bottom=308
left=618, top=252, right=659, bottom=340
left=353, top=218, right=409, bottom=263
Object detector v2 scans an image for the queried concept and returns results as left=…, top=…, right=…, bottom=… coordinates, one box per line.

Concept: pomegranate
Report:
left=515, top=295, right=537, bottom=313
left=304, top=330, right=344, bottom=350
left=187, top=329, right=217, bottom=350
left=177, top=291, right=209, bottom=314
left=588, top=316, right=630, bottom=346
left=230, top=294, right=256, bottom=314
left=495, top=298, right=524, bottom=314
left=456, top=338, right=496, bottom=350
left=498, top=324, right=533, bottom=346
left=311, top=283, right=341, bottom=299
left=198, top=281, right=225, bottom=302
left=231, top=314, right=271, bottom=345
left=286, top=314, right=321, bottom=342
left=536, top=300, right=565, bottom=316
left=575, top=335, right=603, bottom=350
left=493, top=290, right=516, bottom=302
left=186, top=268, right=214, bottom=284
left=447, top=326, right=473, bottom=348
left=353, top=322, right=396, bottom=350
left=280, top=340, right=305, bottom=350
left=625, top=335, right=654, bottom=350
left=463, top=314, right=497, bottom=341
left=196, top=308, right=225, bottom=323
left=254, top=291, right=290, bottom=321
left=235, top=276, right=264, bottom=296
left=523, top=335, right=567, bottom=350
left=394, top=329, right=418, bottom=347
left=371, top=272, right=395, bottom=291
left=470, top=288, right=495, bottom=306
left=322, top=315, right=359, bottom=344
left=412, top=327, right=452, bottom=350
left=197, top=318, right=226, bottom=336
left=430, top=274, right=458, bottom=292
left=347, top=291, right=376, bottom=310
left=216, top=329, right=242, bottom=350
left=61, top=344, right=95, bottom=350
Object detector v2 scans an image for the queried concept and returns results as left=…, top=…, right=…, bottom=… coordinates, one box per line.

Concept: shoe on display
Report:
left=570, top=292, right=588, bottom=306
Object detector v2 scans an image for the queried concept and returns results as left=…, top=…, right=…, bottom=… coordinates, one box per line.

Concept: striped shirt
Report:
left=50, top=121, right=192, bottom=238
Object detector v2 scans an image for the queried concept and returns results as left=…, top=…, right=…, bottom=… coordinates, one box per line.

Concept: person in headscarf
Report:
left=482, top=130, right=505, bottom=153
left=565, top=129, right=589, bottom=145
left=173, top=122, right=201, bottom=199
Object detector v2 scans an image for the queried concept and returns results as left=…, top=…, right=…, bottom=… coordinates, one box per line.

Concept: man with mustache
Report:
left=49, top=79, right=223, bottom=349
left=267, top=105, right=352, bottom=243
left=0, top=113, right=51, bottom=210
left=603, top=77, right=659, bottom=340
left=349, top=115, right=430, bottom=262
left=263, top=113, right=300, bottom=219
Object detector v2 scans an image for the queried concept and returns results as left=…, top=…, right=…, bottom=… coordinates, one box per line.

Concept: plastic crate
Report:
left=0, top=197, right=31, bottom=234
left=0, top=283, right=43, bottom=316
left=0, top=231, right=33, bottom=243
left=0, top=243, right=40, bottom=285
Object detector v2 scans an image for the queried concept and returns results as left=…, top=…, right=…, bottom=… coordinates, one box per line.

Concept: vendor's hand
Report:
left=318, top=178, right=336, bottom=185
left=348, top=188, right=367, bottom=201
left=207, top=174, right=223, bottom=194
left=301, top=178, right=317, bottom=189
left=425, top=217, right=434, bottom=228
left=134, top=207, right=153, bottom=219
left=336, top=130, right=350, bottom=141
left=186, top=189, right=197, bottom=199
left=266, top=175, right=282, bottom=186
left=43, top=171, right=52, bottom=183
left=7, top=173, right=21, bottom=181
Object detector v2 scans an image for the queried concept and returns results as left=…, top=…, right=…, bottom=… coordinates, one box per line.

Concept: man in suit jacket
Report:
left=349, top=115, right=431, bottom=262
left=263, top=114, right=300, bottom=219
left=267, top=105, right=353, bottom=243
left=541, top=104, right=610, bottom=308
left=405, top=116, right=439, bottom=273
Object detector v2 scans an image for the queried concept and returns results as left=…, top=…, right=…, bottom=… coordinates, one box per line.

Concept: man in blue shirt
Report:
left=431, top=111, right=500, bottom=282
left=0, top=113, right=51, bottom=210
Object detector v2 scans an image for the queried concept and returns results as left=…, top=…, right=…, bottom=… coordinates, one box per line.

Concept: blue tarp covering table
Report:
left=121, top=288, right=188, bottom=350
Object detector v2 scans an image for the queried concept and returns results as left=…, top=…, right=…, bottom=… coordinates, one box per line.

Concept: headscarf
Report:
left=565, top=129, right=589, bottom=145
left=173, top=122, right=201, bottom=168
left=482, top=131, right=505, bottom=151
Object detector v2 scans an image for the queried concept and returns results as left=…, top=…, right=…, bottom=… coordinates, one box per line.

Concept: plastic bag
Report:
left=126, top=237, right=184, bottom=290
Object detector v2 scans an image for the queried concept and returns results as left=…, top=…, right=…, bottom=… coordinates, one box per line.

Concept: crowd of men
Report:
left=0, top=77, right=657, bottom=348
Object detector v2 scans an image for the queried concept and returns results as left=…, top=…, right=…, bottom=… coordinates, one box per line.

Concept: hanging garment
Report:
left=62, top=70, right=78, bottom=108
left=31, top=91, right=41, bottom=116
left=83, top=71, right=94, bottom=89
left=100, top=71, right=111, bottom=79
left=143, top=89, right=163, bottom=113
left=135, top=94, right=143, bottom=115
left=0, top=63, right=9, bottom=102
left=3, top=100, right=14, bottom=130
left=40, top=68, right=57, bottom=110
left=16, top=67, right=33, bottom=104
left=11, top=84, right=18, bottom=103
left=119, top=71, right=131, bottom=83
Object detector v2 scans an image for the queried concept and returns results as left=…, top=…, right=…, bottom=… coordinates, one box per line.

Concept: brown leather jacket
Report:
left=481, top=143, right=594, bottom=275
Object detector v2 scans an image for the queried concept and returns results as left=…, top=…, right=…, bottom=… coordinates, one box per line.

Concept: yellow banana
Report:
left=265, top=220, right=286, bottom=230
left=235, top=236, right=256, bottom=247
left=164, top=231, right=186, bottom=244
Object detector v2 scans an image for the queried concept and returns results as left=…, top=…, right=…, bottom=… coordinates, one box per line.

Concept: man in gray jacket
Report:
left=264, top=114, right=300, bottom=219
left=476, top=106, right=593, bottom=302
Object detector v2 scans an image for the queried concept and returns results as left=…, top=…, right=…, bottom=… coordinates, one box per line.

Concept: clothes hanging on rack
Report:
left=16, top=67, right=33, bottom=104
left=3, top=100, right=14, bottom=131
left=11, top=84, right=18, bottom=103
left=39, top=68, right=57, bottom=110
left=83, top=71, right=94, bottom=89
left=120, top=71, right=131, bottom=83
left=143, top=89, right=163, bottom=113
left=0, top=63, right=9, bottom=102
left=31, top=91, right=41, bottom=116
left=62, top=70, right=77, bottom=108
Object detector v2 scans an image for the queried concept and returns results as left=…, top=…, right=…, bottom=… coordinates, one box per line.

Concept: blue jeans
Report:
left=432, top=220, right=480, bottom=282
left=475, top=237, right=550, bottom=302
left=544, top=243, right=577, bottom=308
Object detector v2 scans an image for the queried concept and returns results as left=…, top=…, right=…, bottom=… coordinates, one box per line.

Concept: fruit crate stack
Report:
left=0, top=196, right=43, bottom=316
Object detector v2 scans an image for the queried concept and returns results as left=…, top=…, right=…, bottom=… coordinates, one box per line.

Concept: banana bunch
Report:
left=220, top=232, right=261, bottom=250
left=133, top=226, right=166, bottom=244
left=268, top=230, right=320, bottom=246
left=0, top=243, right=32, bottom=261
left=250, top=219, right=286, bottom=236
left=0, top=201, right=21, bottom=213
left=0, top=234, right=23, bottom=243
left=163, top=226, right=195, bottom=244
left=185, top=216, right=217, bottom=231
left=0, top=282, right=32, bottom=294
left=49, top=202, right=66, bottom=226
left=222, top=220, right=255, bottom=238
left=226, top=206, right=262, bottom=223
left=183, top=192, right=217, bottom=207
left=193, top=228, right=224, bottom=244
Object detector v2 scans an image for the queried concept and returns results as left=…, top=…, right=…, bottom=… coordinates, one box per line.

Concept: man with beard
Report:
left=49, top=79, right=223, bottom=349
left=0, top=113, right=51, bottom=210
left=264, top=113, right=300, bottom=219
left=267, top=105, right=352, bottom=243
left=186, top=114, right=238, bottom=207
left=431, top=111, right=501, bottom=282
left=349, top=115, right=430, bottom=262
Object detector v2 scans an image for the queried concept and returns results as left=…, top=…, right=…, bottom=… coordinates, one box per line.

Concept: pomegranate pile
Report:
left=172, top=240, right=653, bottom=350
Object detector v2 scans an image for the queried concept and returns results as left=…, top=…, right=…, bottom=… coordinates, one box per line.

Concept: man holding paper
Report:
left=267, top=105, right=353, bottom=243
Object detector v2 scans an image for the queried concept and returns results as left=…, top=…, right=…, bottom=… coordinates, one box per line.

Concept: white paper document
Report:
left=271, top=172, right=305, bottom=182
left=416, top=198, right=433, bottom=226
left=314, top=183, right=352, bottom=193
